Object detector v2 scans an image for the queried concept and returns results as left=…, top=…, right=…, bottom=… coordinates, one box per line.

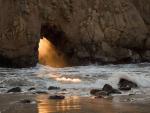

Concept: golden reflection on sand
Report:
left=0, top=94, right=148, bottom=113
left=56, top=96, right=80, bottom=111
left=37, top=95, right=80, bottom=113
left=36, top=95, right=143, bottom=113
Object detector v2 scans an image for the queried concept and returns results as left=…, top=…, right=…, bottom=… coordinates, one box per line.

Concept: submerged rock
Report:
left=90, top=89, right=101, bottom=95
left=48, top=86, right=60, bottom=90
left=61, top=89, right=67, bottom=91
left=20, top=99, right=32, bottom=104
left=90, top=84, right=121, bottom=97
left=0, top=86, right=6, bottom=88
left=28, top=87, right=36, bottom=91
left=119, top=78, right=138, bottom=91
left=35, top=91, right=48, bottom=94
left=119, top=86, right=132, bottom=91
left=102, top=84, right=114, bottom=94
left=7, top=87, right=21, bottom=93
left=19, top=99, right=36, bottom=104
left=49, top=95, right=65, bottom=100
left=95, top=90, right=108, bottom=97
left=102, top=84, right=121, bottom=95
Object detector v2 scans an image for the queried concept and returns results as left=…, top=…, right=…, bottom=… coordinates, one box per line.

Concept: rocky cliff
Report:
left=0, top=0, right=150, bottom=68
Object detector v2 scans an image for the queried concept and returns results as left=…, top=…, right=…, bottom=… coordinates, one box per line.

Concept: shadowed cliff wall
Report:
left=0, top=0, right=149, bottom=68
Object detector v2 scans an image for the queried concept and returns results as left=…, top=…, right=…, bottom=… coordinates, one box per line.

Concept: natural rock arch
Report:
left=0, top=0, right=150, bottom=68
left=39, top=23, right=69, bottom=67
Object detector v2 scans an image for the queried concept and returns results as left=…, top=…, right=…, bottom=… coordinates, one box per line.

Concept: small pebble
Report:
left=49, top=95, right=65, bottom=100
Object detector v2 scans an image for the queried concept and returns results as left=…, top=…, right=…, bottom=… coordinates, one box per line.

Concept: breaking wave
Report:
left=0, top=63, right=150, bottom=96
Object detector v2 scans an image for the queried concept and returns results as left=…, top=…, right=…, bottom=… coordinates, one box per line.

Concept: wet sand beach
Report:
left=0, top=64, right=150, bottom=113
left=0, top=94, right=150, bottom=113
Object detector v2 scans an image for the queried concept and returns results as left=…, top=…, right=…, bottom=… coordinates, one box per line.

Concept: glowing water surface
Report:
left=36, top=95, right=150, bottom=113
left=0, top=63, right=150, bottom=96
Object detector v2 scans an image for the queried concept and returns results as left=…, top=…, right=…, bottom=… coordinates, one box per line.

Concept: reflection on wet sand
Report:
left=37, top=95, right=80, bottom=113
left=36, top=95, right=150, bottom=113
left=0, top=94, right=149, bottom=113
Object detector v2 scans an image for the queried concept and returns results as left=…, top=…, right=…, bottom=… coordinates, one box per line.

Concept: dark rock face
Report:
left=118, top=78, right=138, bottom=91
left=0, top=0, right=40, bottom=68
left=7, top=87, right=21, bottom=93
left=0, top=0, right=150, bottom=68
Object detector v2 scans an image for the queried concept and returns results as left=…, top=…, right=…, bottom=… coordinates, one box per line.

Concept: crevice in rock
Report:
left=38, top=23, right=69, bottom=67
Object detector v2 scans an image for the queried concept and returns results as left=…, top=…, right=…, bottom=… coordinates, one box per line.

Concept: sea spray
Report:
left=0, top=63, right=150, bottom=96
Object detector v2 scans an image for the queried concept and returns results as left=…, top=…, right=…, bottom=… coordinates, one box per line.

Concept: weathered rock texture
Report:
left=0, top=0, right=150, bottom=68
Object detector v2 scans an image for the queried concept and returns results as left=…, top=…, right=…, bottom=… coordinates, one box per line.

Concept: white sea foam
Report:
left=0, top=63, right=150, bottom=96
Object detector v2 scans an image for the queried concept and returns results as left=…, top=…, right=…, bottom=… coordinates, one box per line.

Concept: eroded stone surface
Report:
left=0, top=0, right=150, bottom=67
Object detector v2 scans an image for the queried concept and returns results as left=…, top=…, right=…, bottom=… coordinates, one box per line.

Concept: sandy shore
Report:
left=0, top=94, right=150, bottom=113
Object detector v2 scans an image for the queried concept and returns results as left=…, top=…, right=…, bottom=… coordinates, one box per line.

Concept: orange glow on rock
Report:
left=38, top=37, right=67, bottom=67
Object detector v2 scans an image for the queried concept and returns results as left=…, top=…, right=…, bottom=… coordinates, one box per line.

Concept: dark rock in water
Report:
left=20, top=99, right=32, bottom=104
left=36, top=91, right=48, bottom=94
left=7, top=87, right=21, bottom=93
left=49, top=95, right=65, bottom=100
left=119, top=78, right=138, bottom=91
left=28, top=87, right=36, bottom=91
left=86, top=75, right=90, bottom=77
left=112, top=89, right=122, bottom=94
left=95, top=90, right=108, bottom=97
left=119, top=85, right=131, bottom=91
left=102, top=84, right=121, bottom=95
left=102, top=84, right=119, bottom=94
left=129, top=93, right=135, bottom=96
left=102, top=84, right=114, bottom=94
left=48, top=86, right=60, bottom=90
left=95, top=95, right=103, bottom=98
left=61, top=89, right=67, bottom=91
left=90, top=84, right=121, bottom=97
left=90, top=89, right=101, bottom=95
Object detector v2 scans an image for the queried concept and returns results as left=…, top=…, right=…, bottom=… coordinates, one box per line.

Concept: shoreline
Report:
left=0, top=93, right=150, bottom=113
left=0, top=63, right=150, bottom=113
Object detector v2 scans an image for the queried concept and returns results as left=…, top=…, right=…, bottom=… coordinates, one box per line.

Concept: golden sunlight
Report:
left=56, top=77, right=81, bottom=83
left=37, top=95, right=80, bottom=113
left=38, top=37, right=67, bottom=67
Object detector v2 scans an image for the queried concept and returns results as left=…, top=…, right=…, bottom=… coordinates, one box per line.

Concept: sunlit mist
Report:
left=56, top=77, right=81, bottom=83
left=38, top=37, right=67, bottom=67
left=36, top=72, right=81, bottom=83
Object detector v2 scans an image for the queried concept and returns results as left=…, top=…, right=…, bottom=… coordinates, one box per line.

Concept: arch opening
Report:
left=38, top=24, right=67, bottom=67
